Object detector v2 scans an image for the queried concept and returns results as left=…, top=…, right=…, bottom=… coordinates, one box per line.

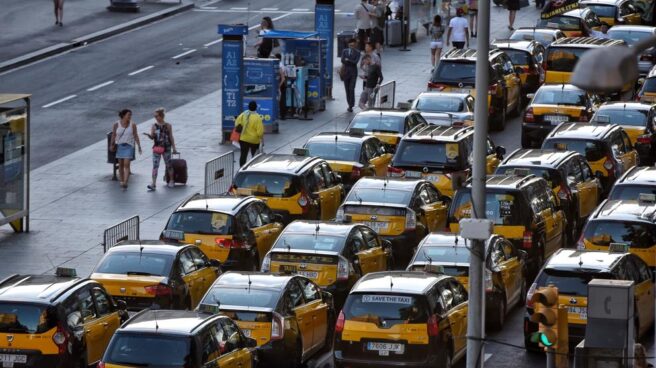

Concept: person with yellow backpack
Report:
left=234, top=101, right=264, bottom=166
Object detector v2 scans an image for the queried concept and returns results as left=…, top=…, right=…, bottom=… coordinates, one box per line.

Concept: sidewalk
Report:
left=0, top=3, right=541, bottom=279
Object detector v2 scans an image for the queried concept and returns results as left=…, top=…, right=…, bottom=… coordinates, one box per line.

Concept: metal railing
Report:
left=204, top=151, right=236, bottom=195
left=103, top=215, right=140, bottom=252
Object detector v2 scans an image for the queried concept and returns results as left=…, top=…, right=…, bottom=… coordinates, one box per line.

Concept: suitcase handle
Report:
left=172, top=151, right=181, bottom=158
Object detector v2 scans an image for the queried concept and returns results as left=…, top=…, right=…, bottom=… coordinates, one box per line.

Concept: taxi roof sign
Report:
left=293, top=148, right=309, bottom=156
left=638, top=193, right=656, bottom=205
left=609, top=243, right=630, bottom=253
left=198, top=303, right=221, bottom=315
left=55, top=267, right=77, bottom=277
left=162, top=229, right=185, bottom=241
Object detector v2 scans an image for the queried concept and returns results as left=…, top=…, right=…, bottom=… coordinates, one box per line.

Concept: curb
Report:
left=0, top=1, right=194, bottom=74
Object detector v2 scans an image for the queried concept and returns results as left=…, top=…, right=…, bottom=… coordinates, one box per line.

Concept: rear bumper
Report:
left=0, top=350, right=65, bottom=368
left=333, top=348, right=438, bottom=368
left=522, top=123, right=556, bottom=144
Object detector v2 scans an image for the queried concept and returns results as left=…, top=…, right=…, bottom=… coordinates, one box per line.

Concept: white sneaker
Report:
left=167, top=181, right=175, bottom=188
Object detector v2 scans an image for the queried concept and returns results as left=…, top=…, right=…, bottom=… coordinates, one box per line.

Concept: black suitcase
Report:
left=164, top=153, right=188, bottom=185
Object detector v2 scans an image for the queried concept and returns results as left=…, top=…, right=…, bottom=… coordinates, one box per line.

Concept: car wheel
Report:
left=289, top=339, right=303, bottom=368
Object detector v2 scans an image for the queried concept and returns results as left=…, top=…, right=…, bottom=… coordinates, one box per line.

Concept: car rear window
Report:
left=201, top=287, right=280, bottom=309
left=306, top=141, right=360, bottom=162
left=105, top=333, right=192, bottom=367
left=642, top=77, right=656, bottom=93
left=0, top=303, right=54, bottom=334
left=414, top=245, right=470, bottom=264
left=431, top=61, right=479, bottom=83
left=495, top=166, right=562, bottom=188
left=345, top=188, right=411, bottom=205
left=349, top=115, right=404, bottom=134
left=450, top=190, right=522, bottom=225
left=537, top=16, right=582, bottom=30
left=234, top=172, right=299, bottom=197
left=546, top=47, right=589, bottom=72
left=166, top=211, right=233, bottom=235
left=537, top=269, right=612, bottom=296
left=94, top=252, right=173, bottom=277
left=593, top=109, right=648, bottom=127
left=415, top=96, right=465, bottom=112
left=609, top=184, right=656, bottom=200
left=272, top=234, right=345, bottom=252
left=392, top=141, right=464, bottom=167
left=608, top=30, right=652, bottom=46
left=510, top=31, right=555, bottom=46
left=503, top=49, right=532, bottom=66
left=542, top=138, right=607, bottom=162
left=583, top=4, right=616, bottom=17
left=583, top=220, right=656, bottom=249
left=532, top=88, right=587, bottom=105
left=344, top=294, right=428, bottom=327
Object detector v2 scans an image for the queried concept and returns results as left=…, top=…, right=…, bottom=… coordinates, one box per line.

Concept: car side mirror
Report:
left=518, top=250, right=528, bottom=260
left=495, top=146, right=506, bottom=158
left=116, top=299, right=127, bottom=311
left=594, top=171, right=604, bottom=180
left=382, top=239, right=393, bottom=252
left=272, top=213, right=284, bottom=223
left=245, top=337, right=257, bottom=348
left=208, top=259, right=222, bottom=269
left=321, top=290, right=334, bottom=307
left=526, top=93, right=535, bottom=100
left=333, top=173, right=342, bottom=184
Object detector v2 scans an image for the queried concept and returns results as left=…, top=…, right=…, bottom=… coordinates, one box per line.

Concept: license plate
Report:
left=568, top=306, right=587, bottom=320
left=367, top=342, right=405, bottom=355
left=364, top=221, right=388, bottom=232
left=545, top=115, right=568, bottom=124
left=452, top=88, right=470, bottom=93
left=297, top=271, right=319, bottom=279
left=242, top=329, right=252, bottom=338
left=423, top=174, right=440, bottom=182
left=0, top=355, right=27, bottom=366
left=405, top=170, right=422, bottom=178
left=279, top=265, right=297, bottom=273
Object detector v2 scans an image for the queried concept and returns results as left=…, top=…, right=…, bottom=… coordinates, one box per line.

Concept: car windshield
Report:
left=414, top=245, right=471, bottom=264
left=533, top=89, right=587, bottom=105
left=594, top=109, right=648, bottom=126
left=510, top=31, right=555, bottom=46
left=609, top=184, right=656, bottom=200
left=537, top=16, right=582, bottom=31
left=273, top=234, right=345, bottom=252
left=537, top=269, right=612, bottom=296
left=583, top=220, right=656, bottom=248
left=584, top=4, right=616, bottom=17
left=94, top=252, right=173, bottom=276
left=349, top=115, right=404, bottom=134
left=503, top=49, right=532, bottom=66
left=392, top=141, right=463, bottom=167
left=345, top=188, right=411, bottom=205
left=431, top=61, right=478, bottom=83
left=306, top=141, right=360, bottom=162
left=0, top=303, right=53, bottom=334
left=451, top=190, right=522, bottom=225
left=415, top=96, right=466, bottom=112
left=542, top=138, right=607, bottom=161
left=608, top=30, right=652, bottom=46
left=234, top=172, right=298, bottom=197
left=166, top=211, right=233, bottom=235
left=546, top=47, right=590, bottom=72
left=642, top=77, right=656, bottom=93
left=496, top=166, right=562, bottom=188
left=201, top=287, right=280, bottom=309
left=105, top=333, right=192, bottom=367
left=344, top=294, right=428, bottom=327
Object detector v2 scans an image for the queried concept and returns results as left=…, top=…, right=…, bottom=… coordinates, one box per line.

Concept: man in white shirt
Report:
left=355, top=0, right=375, bottom=50
left=446, top=8, right=469, bottom=49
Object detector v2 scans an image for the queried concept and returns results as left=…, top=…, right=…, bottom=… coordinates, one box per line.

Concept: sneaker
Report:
left=147, top=185, right=156, bottom=191
left=167, top=181, right=175, bottom=188
left=347, top=107, right=353, bottom=112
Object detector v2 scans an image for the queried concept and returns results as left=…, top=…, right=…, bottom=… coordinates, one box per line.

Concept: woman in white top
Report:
left=110, top=109, right=142, bottom=190
left=429, top=15, right=445, bottom=69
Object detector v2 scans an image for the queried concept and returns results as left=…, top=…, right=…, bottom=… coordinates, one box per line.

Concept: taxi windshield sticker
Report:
left=362, top=295, right=412, bottom=304
left=498, top=200, right=514, bottom=217
left=446, top=143, right=459, bottom=162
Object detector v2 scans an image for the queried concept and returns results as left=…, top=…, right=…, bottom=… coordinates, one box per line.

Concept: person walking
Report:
left=341, top=38, right=361, bottom=112
left=429, top=15, right=445, bottom=69
left=256, top=17, right=275, bottom=58
left=507, top=0, right=520, bottom=30
left=143, top=108, right=178, bottom=191
left=235, top=101, right=264, bottom=166
left=468, top=0, right=478, bottom=37
left=359, top=54, right=384, bottom=110
left=355, top=0, right=374, bottom=50
left=371, top=0, right=387, bottom=53
left=110, top=109, right=142, bottom=190
left=446, top=8, right=469, bottom=49
left=53, top=0, right=64, bottom=26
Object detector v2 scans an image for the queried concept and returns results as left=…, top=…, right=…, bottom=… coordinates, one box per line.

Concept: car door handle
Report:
left=85, top=329, right=92, bottom=333
left=102, top=322, right=109, bottom=327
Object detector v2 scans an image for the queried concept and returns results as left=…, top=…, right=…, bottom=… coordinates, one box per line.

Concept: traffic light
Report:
left=530, top=285, right=559, bottom=349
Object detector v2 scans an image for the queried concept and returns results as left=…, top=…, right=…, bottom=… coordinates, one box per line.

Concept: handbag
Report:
left=111, top=122, right=128, bottom=152
left=338, top=65, right=346, bottom=81
left=230, top=128, right=241, bottom=143
left=153, top=146, right=166, bottom=154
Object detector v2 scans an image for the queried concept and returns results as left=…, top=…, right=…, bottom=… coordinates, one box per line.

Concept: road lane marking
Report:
left=42, top=94, right=77, bottom=108
left=230, top=7, right=247, bottom=10
left=193, top=8, right=353, bottom=15
left=202, top=6, right=217, bottom=9
left=86, top=80, right=114, bottom=92
left=204, top=39, right=223, bottom=47
left=292, top=8, right=309, bottom=11
left=261, top=7, right=278, bottom=11
left=171, top=49, right=197, bottom=59
left=128, top=65, right=154, bottom=76
left=202, top=12, right=293, bottom=48
left=271, top=13, right=293, bottom=21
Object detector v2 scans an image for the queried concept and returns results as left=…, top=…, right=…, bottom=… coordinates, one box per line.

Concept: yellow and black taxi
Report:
left=579, top=194, right=656, bottom=270
left=162, top=194, right=283, bottom=270
left=197, top=272, right=334, bottom=367
left=542, top=122, right=639, bottom=194
left=509, top=27, right=567, bottom=47
left=491, top=39, right=547, bottom=96
left=303, top=131, right=393, bottom=190
left=544, top=37, right=626, bottom=85
left=90, top=242, right=220, bottom=311
left=636, top=65, right=656, bottom=103
left=99, top=309, right=257, bottom=368
left=608, top=165, right=656, bottom=200
left=521, top=84, right=600, bottom=148
left=388, top=125, right=506, bottom=198
left=524, top=249, right=655, bottom=349
left=336, top=177, right=450, bottom=266
left=231, top=152, right=344, bottom=224
left=592, top=102, right=656, bottom=165
left=537, top=8, right=602, bottom=37
left=260, top=221, right=393, bottom=307
left=0, top=268, right=127, bottom=368
left=333, top=271, right=468, bottom=368
left=496, top=149, right=602, bottom=244
left=428, top=48, right=524, bottom=131
left=579, top=0, right=642, bottom=25
left=344, top=109, right=428, bottom=152
left=409, top=92, right=475, bottom=126
left=449, top=175, right=566, bottom=276
left=406, top=233, right=527, bottom=330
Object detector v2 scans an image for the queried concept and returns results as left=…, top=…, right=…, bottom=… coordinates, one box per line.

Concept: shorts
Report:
left=469, top=8, right=478, bottom=14
left=430, top=41, right=443, bottom=49
left=371, top=28, right=384, bottom=45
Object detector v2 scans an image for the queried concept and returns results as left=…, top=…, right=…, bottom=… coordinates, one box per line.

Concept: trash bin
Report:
left=107, top=132, right=116, bottom=164
left=337, top=30, right=356, bottom=57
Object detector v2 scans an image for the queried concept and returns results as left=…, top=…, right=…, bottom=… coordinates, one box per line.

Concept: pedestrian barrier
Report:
left=204, top=151, right=236, bottom=195
left=103, top=215, right=140, bottom=253
left=376, top=80, right=396, bottom=109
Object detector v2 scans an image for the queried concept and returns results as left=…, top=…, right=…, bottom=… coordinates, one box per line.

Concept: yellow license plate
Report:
left=364, top=221, right=389, bottom=232
left=298, top=271, right=319, bottom=279
left=568, top=306, right=587, bottom=320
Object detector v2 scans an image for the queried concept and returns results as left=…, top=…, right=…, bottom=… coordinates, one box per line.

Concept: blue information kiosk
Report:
left=243, top=58, right=280, bottom=133
left=218, top=24, right=248, bottom=144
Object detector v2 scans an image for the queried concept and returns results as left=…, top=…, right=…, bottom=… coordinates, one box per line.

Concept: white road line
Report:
left=271, top=13, right=293, bottom=22
left=230, top=7, right=247, bottom=10
left=86, top=80, right=114, bottom=92
left=292, top=8, right=309, bottom=11
left=42, top=94, right=77, bottom=108
left=335, top=9, right=341, bottom=12
left=202, top=0, right=222, bottom=5
left=201, top=6, right=217, bottom=9
left=204, top=39, right=223, bottom=47
left=261, top=7, right=278, bottom=11
left=128, top=65, right=154, bottom=76
left=203, top=13, right=291, bottom=48
left=171, top=49, right=197, bottom=59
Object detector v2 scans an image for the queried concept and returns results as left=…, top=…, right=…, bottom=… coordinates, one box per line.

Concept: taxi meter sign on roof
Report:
left=541, top=0, right=580, bottom=19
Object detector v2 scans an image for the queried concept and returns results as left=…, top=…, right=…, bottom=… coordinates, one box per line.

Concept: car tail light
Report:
left=427, top=82, right=446, bottom=91
left=271, top=312, right=284, bottom=341
left=261, top=254, right=271, bottom=272
left=215, top=238, right=248, bottom=249
left=488, top=83, right=500, bottom=95
left=387, top=166, right=405, bottom=177
left=526, top=282, right=537, bottom=308
left=427, top=314, right=440, bottom=336
left=523, top=231, right=533, bottom=249
left=637, top=135, right=652, bottom=144
left=98, top=363, right=106, bottom=368
left=53, top=324, right=69, bottom=354
left=405, top=209, right=417, bottom=230
left=335, top=310, right=346, bottom=333
left=484, top=269, right=494, bottom=292
left=337, top=256, right=350, bottom=281
left=524, top=107, right=535, bottom=123
left=603, top=155, right=615, bottom=171
left=145, top=284, right=173, bottom=297
left=351, top=166, right=362, bottom=179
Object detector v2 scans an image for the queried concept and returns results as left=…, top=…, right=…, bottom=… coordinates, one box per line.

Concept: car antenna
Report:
left=389, top=275, right=394, bottom=289
left=248, top=274, right=252, bottom=292
left=315, top=223, right=320, bottom=238
left=423, top=249, right=433, bottom=272
left=206, top=198, right=209, bottom=211
left=285, top=239, right=291, bottom=253
left=154, top=309, right=159, bottom=332
left=139, top=243, right=144, bottom=264
left=579, top=254, right=584, bottom=267
left=354, top=191, right=363, bottom=204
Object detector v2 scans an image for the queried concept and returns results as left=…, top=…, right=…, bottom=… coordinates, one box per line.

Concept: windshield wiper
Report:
left=126, top=271, right=157, bottom=276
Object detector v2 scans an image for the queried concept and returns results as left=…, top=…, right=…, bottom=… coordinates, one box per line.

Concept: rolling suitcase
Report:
left=164, top=152, right=188, bottom=185
left=385, top=20, right=402, bottom=46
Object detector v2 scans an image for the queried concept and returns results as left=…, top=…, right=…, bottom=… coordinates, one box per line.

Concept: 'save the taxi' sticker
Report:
left=362, top=295, right=412, bottom=304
